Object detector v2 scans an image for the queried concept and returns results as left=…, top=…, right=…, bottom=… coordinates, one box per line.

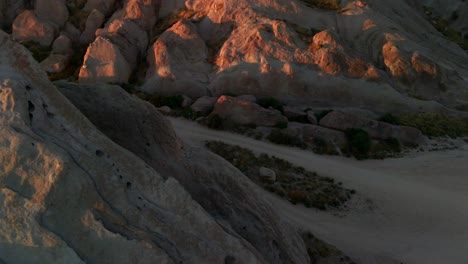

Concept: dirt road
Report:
left=169, top=118, right=468, bottom=264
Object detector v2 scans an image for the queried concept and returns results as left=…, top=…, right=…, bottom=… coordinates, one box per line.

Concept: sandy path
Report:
left=169, top=118, right=468, bottom=264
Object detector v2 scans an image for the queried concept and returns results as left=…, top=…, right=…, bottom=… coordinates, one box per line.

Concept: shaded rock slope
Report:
left=0, top=31, right=312, bottom=263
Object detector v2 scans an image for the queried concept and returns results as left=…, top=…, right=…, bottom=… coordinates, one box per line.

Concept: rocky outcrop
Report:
left=0, top=31, right=310, bottom=263
left=34, top=0, right=69, bottom=27
left=55, top=81, right=310, bottom=264
left=319, top=111, right=424, bottom=145
left=212, top=96, right=288, bottom=127
left=142, top=19, right=211, bottom=97
left=12, top=10, right=56, bottom=46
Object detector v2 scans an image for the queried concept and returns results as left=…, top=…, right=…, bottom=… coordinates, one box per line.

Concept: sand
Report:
left=169, top=117, right=468, bottom=264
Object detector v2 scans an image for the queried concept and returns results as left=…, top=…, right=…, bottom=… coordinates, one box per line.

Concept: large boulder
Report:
left=34, top=0, right=69, bottom=27
left=319, top=111, right=423, bottom=145
left=142, top=20, right=211, bottom=97
left=80, top=9, right=105, bottom=44
left=212, top=96, right=288, bottom=127
left=190, top=96, right=218, bottom=115
left=40, top=54, right=70, bottom=74
left=79, top=36, right=132, bottom=83
left=12, top=10, right=56, bottom=46
left=55, top=81, right=310, bottom=264
left=0, top=30, right=310, bottom=264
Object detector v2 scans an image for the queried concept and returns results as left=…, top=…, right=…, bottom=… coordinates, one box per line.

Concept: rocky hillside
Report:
left=1, top=0, right=467, bottom=114
left=1, top=0, right=468, bottom=263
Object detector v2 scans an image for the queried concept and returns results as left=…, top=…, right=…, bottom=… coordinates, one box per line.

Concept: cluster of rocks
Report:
left=1, top=0, right=467, bottom=113
left=156, top=93, right=424, bottom=155
left=1, top=30, right=316, bottom=264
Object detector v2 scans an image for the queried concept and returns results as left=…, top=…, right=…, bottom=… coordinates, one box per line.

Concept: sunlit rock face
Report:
left=4, top=0, right=468, bottom=112
left=0, top=30, right=310, bottom=264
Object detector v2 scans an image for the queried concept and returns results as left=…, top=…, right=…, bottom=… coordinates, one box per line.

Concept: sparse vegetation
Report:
left=345, top=128, right=371, bottom=160
left=267, top=129, right=306, bottom=148
left=378, top=113, right=400, bottom=125
left=398, top=112, right=468, bottom=138
left=424, top=6, right=468, bottom=51
left=205, top=141, right=355, bottom=210
left=148, top=94, right=184, bottom=109
left=256, top=97, right=284, bottom=112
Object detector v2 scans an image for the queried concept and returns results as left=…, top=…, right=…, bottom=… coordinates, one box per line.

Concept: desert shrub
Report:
left=378, top=113, right=400, bottom=125
left=314, top=109, right=333, bottom=122
left=267, top=129, right=304, bottom=148
left=345, top=128, right=371, bottom=160
left=275, top=121, right=288, bottom=129
left=256, top=97, right=284, bottom=112
left=149, top=95, right=184, bottom=108
left=384, top=137, right=401, bottom=153
left=206, top=114, right=224, bottom=130
left=300, top=0, right=341, bottom=10
left=398, top=112, right=468, bottom=138
left=23, top=41, right=50, bottom=62
left=205, top=141, right=355, bottom=210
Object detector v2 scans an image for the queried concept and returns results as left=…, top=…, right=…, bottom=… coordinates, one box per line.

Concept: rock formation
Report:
left=0, top=30, right=312, bottom=263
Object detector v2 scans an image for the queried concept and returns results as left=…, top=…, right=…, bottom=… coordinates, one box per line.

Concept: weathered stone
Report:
left=320, top=111, right=423, bottom=145
left=80, top=9, right=105, bottom=44
left=12, top=10, right=56, bottom=46
left=259, top=167, right=276, bottom=182
left=191, top=96, right=218, bottom=115
left=35, top=0, right=68, bottom=26
left=40, top=54, right=70, bottom=74
left=306, top=110, right=318, bottom=124
left=79, top=36, right=132, bottom=84
left=212, top=96, right=288, bottom=127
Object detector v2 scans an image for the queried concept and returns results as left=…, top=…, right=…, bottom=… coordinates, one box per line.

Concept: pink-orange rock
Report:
left=12, top=10, right=56, bottom=46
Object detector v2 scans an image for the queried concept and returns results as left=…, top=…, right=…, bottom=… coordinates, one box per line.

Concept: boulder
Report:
left=84, top=0, right=116, bottom=16
left=35, top=0, right=68, bottom=27
left=284, top=106, right=307, bottom=119
left=52, top=34, right=73, bottom=55
left=80, top=9, right=105, bottom=44
left=181, top=95, right=193, bottom=108
left=157, top=106, right=172, bottom=115
left=12, top=10, right=56, bottom=46
left=287, top=122, right=347, bottom=149
left=259, top=167, right=276, bottom=182
left=79, top=36, right=132, bottom=84
left=306, top=110, right=318, bottom=124
left=319, top=111, right=423, bottom=145
left=212, top=96, right=288, bottom=127
left=190, top=96, right=218, bottom=115
left=143, top=19, right=211, bottom=97
left=40, top=54, right=70, bottom=74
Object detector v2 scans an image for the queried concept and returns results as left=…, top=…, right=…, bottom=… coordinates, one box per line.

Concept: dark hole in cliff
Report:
left=138, top=196, right=142, bottom=200
left=42, top=103, right=48, bottom=109
left=126, top=182, right=132, bottom=189
left=28, top=101, right=35, bottom=112
left=47, top=112, right=55, bottom=118
left=29, top=113, right=33, bottom=120
left=95, top=150, right=104, bottom=157
left=26, top=85, right=32, bottom=91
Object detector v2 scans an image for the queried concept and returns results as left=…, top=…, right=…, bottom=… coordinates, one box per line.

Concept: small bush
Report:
left=378, top=113, right=400, bottom=125
left=345, top=128, right=371, bottom=160
left=275, top=121, right=288, bottom=129
left=257, top=97, right=284, bottom=112
left=206, top=114, right=224, bottom=130
left=384, top=137, right=401, bottom=153
left=267, top=129, right=304, bottom=148
left=398, top=112, right=468, bottom=138
left=149, top=95, right=184, bottom=109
